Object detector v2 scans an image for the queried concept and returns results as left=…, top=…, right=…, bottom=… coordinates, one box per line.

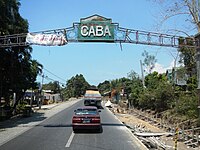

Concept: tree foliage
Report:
left=142, top=50, right=157, bottom=74
left=42, top=81, right=60, bottom=94
left=98, top=80, right=110, bottom=95
left=137, top=73, right=174, bottom=112
left=178, top=38, right=196, bottom=77
left=64, top=74, right=90, bottom=98
left=150, top=0, right=199, bottom=118
left=145, top=71, right=167, bottom=89
left=175, top=93, right=198, bottom=119
left=128, top=72, right=143, bottom=107
left=0, top=0, right=42, bottom=109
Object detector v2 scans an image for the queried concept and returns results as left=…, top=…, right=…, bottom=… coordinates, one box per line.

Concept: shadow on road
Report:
left=101, top=123, right=125, bottom=127
left=74, top=129, right=103, bottom=134
left=40, top=122, right=124, bottom=134
left=0, top=112, right=46, bottom=129
left=41, top=124, right=72, bottom=128
left=39, top=122, right=124, bottom=128
left=73, top=126, right=103, bottom=134
left=38, top=123, right=103, bottom=134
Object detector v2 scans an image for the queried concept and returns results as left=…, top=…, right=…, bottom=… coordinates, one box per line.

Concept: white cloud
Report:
left=152, top=63, right=166, bottom=74
left=152, top=60, right=183, bottom=74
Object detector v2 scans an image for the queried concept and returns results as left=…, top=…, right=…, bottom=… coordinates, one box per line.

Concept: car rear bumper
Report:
left=84, top=99, right=101, bottom=106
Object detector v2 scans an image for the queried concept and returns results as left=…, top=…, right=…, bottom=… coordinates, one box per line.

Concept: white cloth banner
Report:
left=26, top=33, right=67, bottom=46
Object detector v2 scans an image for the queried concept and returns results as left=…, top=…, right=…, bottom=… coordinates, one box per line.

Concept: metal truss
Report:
left=0, top=24, right=197, bottom=48
left=116, top=27, right=197, bottom=48
left=0, top=33, right=27, bottom=48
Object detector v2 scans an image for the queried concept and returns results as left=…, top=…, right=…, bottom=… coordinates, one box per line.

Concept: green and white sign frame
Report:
left=67, top=15, right=124, bottom=42
left=77, top=15, right=115, bottom=42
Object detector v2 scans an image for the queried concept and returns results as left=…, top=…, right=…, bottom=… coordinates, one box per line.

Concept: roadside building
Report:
left=166, top=67, right=188, bottom=86
left=43, top=90, right=62, bottom=104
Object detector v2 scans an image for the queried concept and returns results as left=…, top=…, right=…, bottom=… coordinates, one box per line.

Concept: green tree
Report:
left=152, top=0, right=199, bottom=91
left=178, top=37, right=196, bottom=77
left=145, top=71, right=167, bottom=89
left=0, top=0, right=42, bottom=112
left=154, top=82, right=174, bottom=112
left=138, top=79, right=174, bottom=112
left=151, top=0, right=199, bottom=92
left=175, top=93, right=198, bottom=119
left=142, top=50, right=157, bottom=74
left=128, top=71, right=143, bottom=107
left=43, top=81, right=60, bottom=94
left=138, top=89, right=156, bottom=110
left=109, top=77, right=132, bottom=97
left=98, top=80, right=111, bottom=95
left=64, top=74, right=90, bottom=98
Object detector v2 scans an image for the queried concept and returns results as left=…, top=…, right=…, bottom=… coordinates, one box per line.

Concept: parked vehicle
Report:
left=72, top=106, right=101, bottom=132
left=84, top=88, right=102, bottom=108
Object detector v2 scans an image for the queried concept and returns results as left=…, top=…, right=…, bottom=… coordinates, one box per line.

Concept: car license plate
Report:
left=83, top=119, right=91, bottom=123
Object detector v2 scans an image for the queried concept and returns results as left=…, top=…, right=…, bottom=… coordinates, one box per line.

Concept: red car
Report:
left=72, top=106, right=101, bottom=132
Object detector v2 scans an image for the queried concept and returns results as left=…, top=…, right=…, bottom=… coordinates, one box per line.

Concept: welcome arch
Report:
left=0, top=14, right=197, bottom=48
left=0, top=14, right=200, bottom=112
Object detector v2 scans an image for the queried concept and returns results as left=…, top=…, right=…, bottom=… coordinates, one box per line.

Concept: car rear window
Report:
left=75, top=109, right=97, bottom=115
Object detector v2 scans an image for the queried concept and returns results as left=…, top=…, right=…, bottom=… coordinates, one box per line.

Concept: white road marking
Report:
left=65, top=132, right=75, bottom=147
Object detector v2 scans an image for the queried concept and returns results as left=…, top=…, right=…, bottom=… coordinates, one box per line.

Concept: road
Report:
left=0, top=100, right=147, bottom=150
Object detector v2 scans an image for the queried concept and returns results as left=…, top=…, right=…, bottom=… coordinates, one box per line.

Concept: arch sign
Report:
left=2, top=14, right=192, bottom=48
left=26, top=15, right=118, bottom=46
left=77, top=15, right=115, bottom=42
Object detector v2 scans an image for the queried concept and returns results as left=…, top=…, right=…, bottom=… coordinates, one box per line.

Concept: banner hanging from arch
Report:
left=26, top=33, right=67, bottom=46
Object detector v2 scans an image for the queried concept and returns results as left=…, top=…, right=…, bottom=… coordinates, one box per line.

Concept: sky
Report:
left=19, top=0, right=193, bottom=86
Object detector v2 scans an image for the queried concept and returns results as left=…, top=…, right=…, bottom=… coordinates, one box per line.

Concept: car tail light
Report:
left=72, top=117, right=82, bottom=123
left=91, top=117, right=100, bottom=123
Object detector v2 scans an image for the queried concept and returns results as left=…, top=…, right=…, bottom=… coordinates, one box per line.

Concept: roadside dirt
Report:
left=108, top=104, right=196, bottom=150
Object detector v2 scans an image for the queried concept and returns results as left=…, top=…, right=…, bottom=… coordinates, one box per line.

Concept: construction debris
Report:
left=106, top=101, right=199, bottom=150
left=134, top=132, right=173, bottom=137
left=105, top=100, right=112, bottom=107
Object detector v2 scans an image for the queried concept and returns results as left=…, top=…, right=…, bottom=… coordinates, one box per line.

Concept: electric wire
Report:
left=43, top=68, right=66, bottom=82
left=38, top=73, right=66, bottom=87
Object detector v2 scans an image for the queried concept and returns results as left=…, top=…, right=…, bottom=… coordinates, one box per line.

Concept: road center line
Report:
left=65, top=132, right=75, bottom=148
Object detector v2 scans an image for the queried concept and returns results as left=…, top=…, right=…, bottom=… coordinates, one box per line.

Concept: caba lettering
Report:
left=81, top=25, right=111, bottom=37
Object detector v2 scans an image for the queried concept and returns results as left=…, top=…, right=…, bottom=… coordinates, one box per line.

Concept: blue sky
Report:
left=19, top=0, right=193, bottom=86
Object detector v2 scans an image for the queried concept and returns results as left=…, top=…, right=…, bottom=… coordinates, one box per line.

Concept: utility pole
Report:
left=30, top=88, right=33, bottom=108
left=195, top=34, right=200, bottom=120
left=39, top=74, right=44, bottom=109
left=57, top=81, right=62, bottom=102
left=140, top=60, right=145, bottom=88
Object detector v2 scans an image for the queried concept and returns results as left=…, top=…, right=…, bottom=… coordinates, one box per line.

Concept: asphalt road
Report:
left=0, top=100, right=146, bottom=150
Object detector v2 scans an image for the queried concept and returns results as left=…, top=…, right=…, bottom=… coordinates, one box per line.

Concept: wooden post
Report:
left=174, top=126, right=179, bottom=150
left=196, top=132, right=199, bottom=145
left=192, top=126, right=194, bottom=141
left=182, top=125, right=185, bottom=140
left=160, top=118, right=162, bottom=127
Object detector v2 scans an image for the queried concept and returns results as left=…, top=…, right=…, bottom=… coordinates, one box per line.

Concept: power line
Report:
left=43, top=68, right=66, bottom=82
left=38, top=74, right=66, bottom=87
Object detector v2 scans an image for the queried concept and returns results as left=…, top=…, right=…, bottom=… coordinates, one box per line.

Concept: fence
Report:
left=129, top=109, right=200, bottom=148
